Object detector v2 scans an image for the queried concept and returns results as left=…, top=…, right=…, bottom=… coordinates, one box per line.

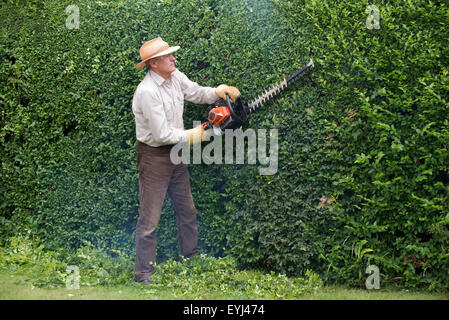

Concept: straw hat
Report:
left=136, top=37, right=180, bottom=69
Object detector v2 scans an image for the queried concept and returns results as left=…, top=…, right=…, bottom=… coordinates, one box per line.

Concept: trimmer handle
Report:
left=202, top=121, right=211, bottom=130
left=225, top=94, right=243, bottom=125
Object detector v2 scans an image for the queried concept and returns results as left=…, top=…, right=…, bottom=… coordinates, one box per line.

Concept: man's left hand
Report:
left=215, top=84, right=241, bottom=102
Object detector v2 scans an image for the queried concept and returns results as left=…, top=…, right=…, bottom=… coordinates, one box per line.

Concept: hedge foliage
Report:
left=1, top=0, right=448, bottom=290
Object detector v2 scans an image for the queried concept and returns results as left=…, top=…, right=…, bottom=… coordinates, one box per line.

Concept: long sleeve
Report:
left=175, top=70, right=218, bottom=105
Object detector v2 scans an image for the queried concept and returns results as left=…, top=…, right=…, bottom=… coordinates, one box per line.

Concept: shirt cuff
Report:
left=180, top=131, right=189, bottom=144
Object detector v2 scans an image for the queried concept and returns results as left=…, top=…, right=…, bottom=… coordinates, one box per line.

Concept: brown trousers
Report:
left=134, top=141, right=200, bottom=282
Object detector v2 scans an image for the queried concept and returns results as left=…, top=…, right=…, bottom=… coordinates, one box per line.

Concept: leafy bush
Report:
left=1, top=0, right=448, bottom=291
left=296, top=0, right=449, bottom=290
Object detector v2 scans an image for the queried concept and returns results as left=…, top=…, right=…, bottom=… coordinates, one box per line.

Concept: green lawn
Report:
left=1, top=270, right=447, bottom=300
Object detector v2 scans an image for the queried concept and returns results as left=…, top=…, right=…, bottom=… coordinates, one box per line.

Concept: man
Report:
left=132, top=37, right=240, bottom=284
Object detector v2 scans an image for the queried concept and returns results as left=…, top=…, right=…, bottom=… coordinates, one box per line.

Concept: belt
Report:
left=137, top=141, right=176, bottom=155
left=154, top=144, right=174, bottom=149
left=137, top=141, right=174, bottom=148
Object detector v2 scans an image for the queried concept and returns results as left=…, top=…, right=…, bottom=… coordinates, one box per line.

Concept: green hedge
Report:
left=1, top=0, right=448, bottom=291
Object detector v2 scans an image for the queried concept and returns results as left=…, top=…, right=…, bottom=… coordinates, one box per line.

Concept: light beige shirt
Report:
left=132, top=69, right=217, bottom=146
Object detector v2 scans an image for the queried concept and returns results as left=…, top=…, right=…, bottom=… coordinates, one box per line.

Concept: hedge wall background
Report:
left=1, top=0, right=448, bottom=290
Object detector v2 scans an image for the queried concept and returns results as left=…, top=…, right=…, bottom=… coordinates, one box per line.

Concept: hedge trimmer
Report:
left=202, top=59, right=314, bottom=135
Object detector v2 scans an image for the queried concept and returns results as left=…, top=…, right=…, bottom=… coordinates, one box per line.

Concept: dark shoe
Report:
left=139, top=278, right=152, bottom=285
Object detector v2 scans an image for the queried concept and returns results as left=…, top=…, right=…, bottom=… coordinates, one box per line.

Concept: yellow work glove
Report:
left=215, top=84, right=241, bottom=102
left=185, top=125, right=212, bottom=145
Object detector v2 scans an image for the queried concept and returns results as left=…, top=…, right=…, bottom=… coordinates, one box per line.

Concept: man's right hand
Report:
left=185, top=125, right=212, bottom=144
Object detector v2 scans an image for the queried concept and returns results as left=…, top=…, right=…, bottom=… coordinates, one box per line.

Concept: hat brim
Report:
left=136, top=45, right=180, bottom=69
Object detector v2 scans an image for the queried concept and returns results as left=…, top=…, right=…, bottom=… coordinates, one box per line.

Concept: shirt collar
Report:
left=149, top=70, right=170, bottom=86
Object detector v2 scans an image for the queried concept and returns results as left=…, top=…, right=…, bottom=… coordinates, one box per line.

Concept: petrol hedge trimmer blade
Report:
left=202, top=59, right=314, bottom=132
left=247, top=59, right=314, bottom=113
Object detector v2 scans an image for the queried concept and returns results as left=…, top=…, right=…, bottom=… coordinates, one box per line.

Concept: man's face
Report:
left=150, top=53, right=176, bottom=78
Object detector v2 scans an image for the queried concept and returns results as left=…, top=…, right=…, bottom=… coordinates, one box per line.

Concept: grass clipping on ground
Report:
left=0, top=235, right=322, bottom=299
left=148, top=255, right=322, bottom=299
